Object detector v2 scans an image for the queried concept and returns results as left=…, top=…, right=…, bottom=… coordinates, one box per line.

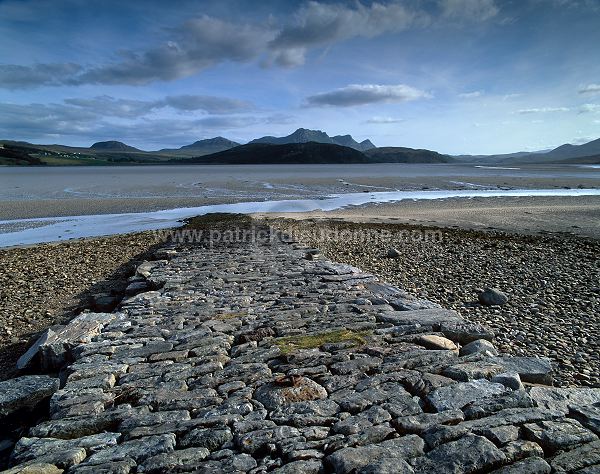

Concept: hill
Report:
left=90, top=141, right=142, bottom=152
left=180, top=142, right=370, bottom=164
left=250, top=128, right=376, bottom=151
left=365, top=146, right=453, bottom=163
left=159, top=137, right=240, bottom=157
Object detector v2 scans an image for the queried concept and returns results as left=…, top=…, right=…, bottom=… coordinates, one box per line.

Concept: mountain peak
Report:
left=90, top=140, right=140, bottom=152
left=250, top=128, right=375, bottom=151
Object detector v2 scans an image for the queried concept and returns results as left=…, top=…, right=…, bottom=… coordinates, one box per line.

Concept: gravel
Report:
left=0, top=232, right=163, bottom=380
left=275, top=219, right=600, bottom=388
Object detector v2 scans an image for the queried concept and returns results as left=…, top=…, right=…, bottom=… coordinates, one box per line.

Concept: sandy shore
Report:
left=255, top=195, right=600, bottom=239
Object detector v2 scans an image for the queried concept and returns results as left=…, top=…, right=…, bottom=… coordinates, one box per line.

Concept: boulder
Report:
left=460, top=339, right=498, bottom=357
left=491, top=357, right=553, bottom=385
left=478, top=288, right=509, bottom=306
left=0, top=375, right=59, bottom=419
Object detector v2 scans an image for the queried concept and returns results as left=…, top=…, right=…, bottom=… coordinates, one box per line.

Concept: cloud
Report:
left=0, top=1, right=502, bottom=89
left=61, top=94, right=254, bottom=117
left=517, top=107, right=570, bottom=114
left=77, top=16, right=273, bottom=85
left=440, top=0, right=499, bottom=21
left=579, top=84, right=600, bottom=94
left=268, top=1, right=426, bottom=67
left=0, top=98, right=267, bottom=146
left=579, top=103, right=600, bottom=113
left=458, top=90, right=483, bottom=99
left=0, top=63, right=82, bottom=89
left=365, top=116, right=405, bottom=124
left=161, top=95, right=253, bottom=114
left=306, top=84, right=431, bottom=107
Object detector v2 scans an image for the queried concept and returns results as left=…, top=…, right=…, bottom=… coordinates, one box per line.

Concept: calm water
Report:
left=1, top=163, right=599, bottom=247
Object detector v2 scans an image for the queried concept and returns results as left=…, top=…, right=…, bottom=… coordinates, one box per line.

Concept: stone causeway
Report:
left=2, top=220, right=600, bottom=473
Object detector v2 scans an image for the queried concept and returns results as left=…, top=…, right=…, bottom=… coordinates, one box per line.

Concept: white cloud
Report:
left=365, top=116, right=405, bottom=124
left=517, top=107, right=570, bottom=114
left=440, top=0, right=499, bottom=21
left=579, top=84, right=600, bottom=94
left=306, top=84, right=431, bottom=107
left=579, top=103, right=600, bottom=113
left=458, top=90, right=483, bottom=99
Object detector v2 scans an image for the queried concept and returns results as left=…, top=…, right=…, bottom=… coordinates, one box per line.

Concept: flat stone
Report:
left=550, top=440, right=600, bottom=472
left=253, top=376, right=328, bottom=410
left=460, top=339, right=498, bottom=357
left=443, top=361, right=506, bottom=381
left=492, top=372, right=524, bottom=391
left=393, top=410, right=465, bottom=434
left=137, top=447, right=210, bottom=473
left=325, top=435, right=424, bottom=473
left=84, top=434, right=176, bottom=465
left=179, top=427, right=233, bottom=450
left=462, top=390, right=535, bottom=420
left=376, top=309, right=462, bottom=328
left=427, top=379, right=508, bottom=412
left=357, top=458, right=415, bottom=473
left=440, top=321, right=495, bottom=344
left=272, top=459, right=323, bottom=473
left=2, top=463, right=64, bottom=474
left=529, top=387, right=600, bottom=413
left=416, top=334, right=457, bottom=351
left=570, top=403, right=600, bottom=435
left=490, top=457, right=551, bottom=474
left=522, top=419, right=598, bottom=454
left=411, top=434, right=506, bottom=473
left=0, top=375, right=59, bottom=419
left=490, top=356, right=553, bottom=385
left=69, top=458, right=136, bottom=474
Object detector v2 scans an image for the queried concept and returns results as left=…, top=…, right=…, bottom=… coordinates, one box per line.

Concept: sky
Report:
left=1, top=0, right=599, bottom=155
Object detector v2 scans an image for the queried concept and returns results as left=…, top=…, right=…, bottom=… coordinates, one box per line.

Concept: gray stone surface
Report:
left=0, top=375, right=59, bottom=419
left=5, top=221, right=598, bottom=473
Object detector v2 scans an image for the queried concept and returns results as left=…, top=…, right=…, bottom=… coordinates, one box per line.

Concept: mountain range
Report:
left=249, top=128, right=375, bottom=152
left=1, top=128, right=599, bottom=166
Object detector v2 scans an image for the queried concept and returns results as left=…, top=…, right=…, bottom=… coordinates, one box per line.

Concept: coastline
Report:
left=0, top=211, right=598, bottom=387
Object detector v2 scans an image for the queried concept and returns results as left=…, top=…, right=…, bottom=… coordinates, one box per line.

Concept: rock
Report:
left=529, top=387, right=600, bottom=413
left=478, top=425, right=520, bottom=445
left=491, top=356, right=553, bottom=385
left=0, top=375, right=59, bottom=419
left=125, top=281, right=149, bottom=295
left=440, top=321, right=495, bottom=344
left=490, top=457, right=551, bottom=474
left=549, top=440, right=600, bottom=472
left=443, top=361, right=505, bottom=381
left=462, top=390, right=534, bottom=420
left=387, top=248, right=401, bottom=258
left=416, top=334, right=457, bottom=351
left=492, top=372, right=524, bottom=391
left=253, top=376, right=328, bottom=410
left=137, top=447, right=210, bottom=473
left=569, top=403, right=600, bottom=435
left=325, top=435, right=424, bottom=473
left=460, top=339, right=498, bottom=357
left=426, top=379, right=508, bottom=412
left=236, top=426, right=302, bottom=455
left=478, top=288, right=509, bottom=306
left=358, top=458, right=415, bottom=473
left=2, top=463, right=64, bottom=474
left=83, top=434, right=176, bottom=465
left=272, top=459, right=323, bottom=473
left=522, top=419, right=598, bottom=454
left=376, top=309, right=462, bottom=328
left=179, top=428, right=233, bottom=450
left=92, top=294, right=120, bottom=312
left=19, top=313, right=116, bottom=371
left=393, top=410, right=465, bottom=434
left=411, top=434, right=506, bottom=473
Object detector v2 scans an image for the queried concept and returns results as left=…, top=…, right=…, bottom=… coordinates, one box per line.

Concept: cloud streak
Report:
left=579, top=83, right=600, bottom=94
left=517, top=107, right=570, bottom=114
left=306, top=84, right=431, bottom=107
left=0, top=0, right=502, bottom=89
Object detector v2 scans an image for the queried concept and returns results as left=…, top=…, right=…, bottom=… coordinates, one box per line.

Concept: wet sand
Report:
left=256, top=195, right=600, bottom=239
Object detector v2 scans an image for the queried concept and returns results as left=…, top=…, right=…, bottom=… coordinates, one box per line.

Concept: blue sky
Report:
left=1, top=0, right=599, bottom=154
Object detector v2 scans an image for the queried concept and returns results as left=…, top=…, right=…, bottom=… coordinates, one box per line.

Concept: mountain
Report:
left=90, top=141, right=142, bottom=152
left=180, top=142, right=370, bottom=164
left=537, top=137, right=600, bottom=161
left=365, top=147, right=453, bottom=163
left=160, top=137, right=240, bottom=157
left=250, top=128, right=376, bottom=151
left=331, top=135, right=376, bottom=151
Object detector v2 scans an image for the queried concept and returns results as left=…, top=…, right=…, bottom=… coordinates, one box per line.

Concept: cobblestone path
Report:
left=3, top=221, right=600, bottom=473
